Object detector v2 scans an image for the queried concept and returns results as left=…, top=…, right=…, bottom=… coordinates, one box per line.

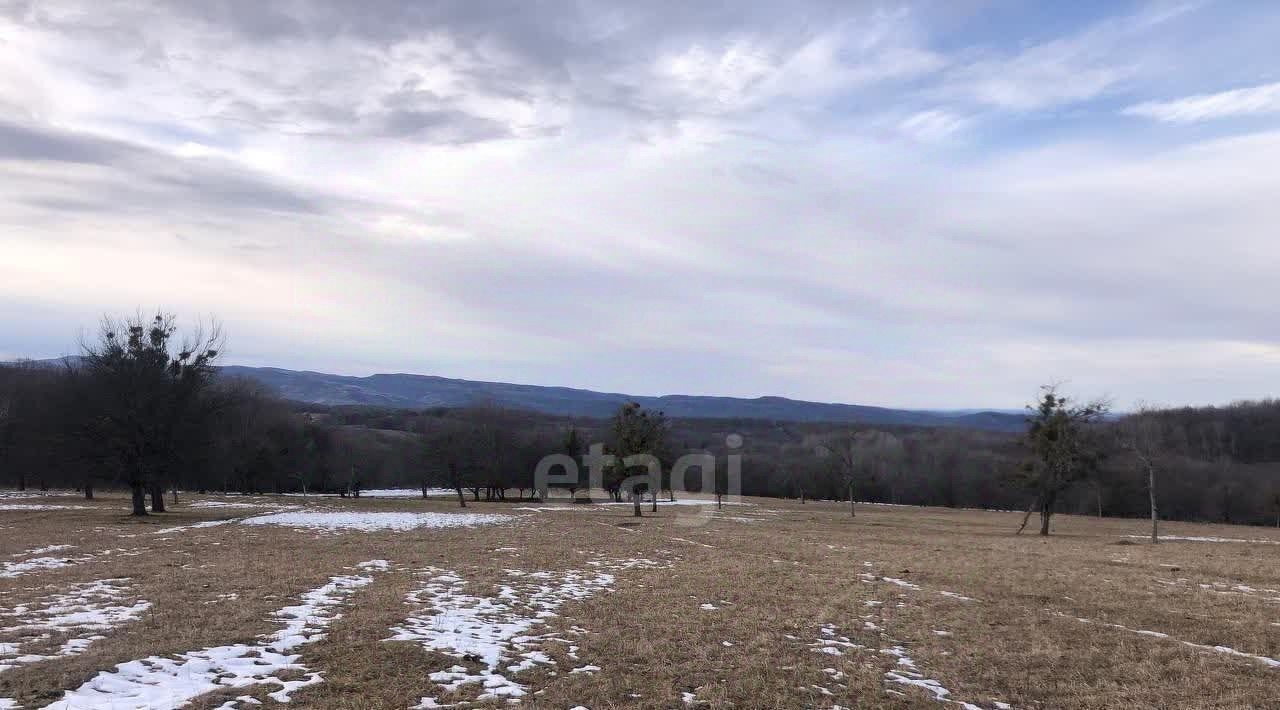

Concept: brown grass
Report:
left=1, top=493, right=1278, bottom=709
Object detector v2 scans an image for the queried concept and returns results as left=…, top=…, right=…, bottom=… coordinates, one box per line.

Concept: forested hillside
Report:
left=218, top=365, right=1025, bottom=431
left=4, top=354, right=1279, bottom=525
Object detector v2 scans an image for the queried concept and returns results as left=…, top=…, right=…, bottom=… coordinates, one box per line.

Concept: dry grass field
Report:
left=0, top=491, right=1277, bottom=709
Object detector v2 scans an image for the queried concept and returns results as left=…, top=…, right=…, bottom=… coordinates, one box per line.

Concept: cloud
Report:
left=1124, top=81, right=1280, bottom=123
left=0, top=118, right=319, bottom=216
left=4, top=1, right=1280, bottom=409
left=0, top=119, right=132, bottom=164
left=898, top=110, right=967, bottom=142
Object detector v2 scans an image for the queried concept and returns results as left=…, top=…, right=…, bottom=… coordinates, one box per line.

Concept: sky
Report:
left=2, top=0, right=1280, bottom=409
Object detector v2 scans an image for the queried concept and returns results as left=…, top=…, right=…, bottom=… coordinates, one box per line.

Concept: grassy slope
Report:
left=0, top=493, right=1277, bottom=709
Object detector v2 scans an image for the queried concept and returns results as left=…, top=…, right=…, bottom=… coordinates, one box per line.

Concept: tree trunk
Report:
left=422, top=482, right=430, bottom=499
left=17, top=473, right=25, bottom=492
left=84, top=483, right=94, bottom=500
left=1148, top=463, right=1159, bottom=544
left=716, top=492, right=723, bottom=510
left=150, top=484, right=166, bottom=513
left=1016, top=497, right=1036, bottom=535
left=171, top=488, right=179, bottom=505
left=651, top=489, right=657, bottom=513
left=633, top=493, right=642, bottom=517
left=130, top=483, right=148, bottom=516
left=848, top=482, right=856, bottom=517
left=1038, top=500, right=1051, bottom=536
left=455, top=486, right=467, bottom=508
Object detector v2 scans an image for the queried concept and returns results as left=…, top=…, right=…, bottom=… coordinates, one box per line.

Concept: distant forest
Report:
left=2, top=316, right=1279, bottom=526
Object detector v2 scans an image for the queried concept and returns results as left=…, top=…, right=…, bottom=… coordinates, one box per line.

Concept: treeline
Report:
left=2, top=314, right=1279, bottom=525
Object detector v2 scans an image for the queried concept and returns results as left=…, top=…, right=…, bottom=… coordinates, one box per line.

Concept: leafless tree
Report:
left=814, top=429, right=901, bottom=517
left=1118, top=405, right=1166, bottom=543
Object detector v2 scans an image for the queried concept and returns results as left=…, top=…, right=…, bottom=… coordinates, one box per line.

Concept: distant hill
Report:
left=218, top=366, right=1024, bottom=432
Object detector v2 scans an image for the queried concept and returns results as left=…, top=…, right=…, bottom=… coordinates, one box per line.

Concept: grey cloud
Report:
left=0, top=119, right=319, bottom=216
left=374, top=109, right=511, bottom=144
left=14, top=0, right=926, bottom=129
left=148, top=168, right=317, bottom=214
left=0, top=119, right=133, bottom=164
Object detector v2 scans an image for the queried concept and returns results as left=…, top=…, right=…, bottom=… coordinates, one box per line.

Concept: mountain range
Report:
left=219, top=366, right=1025, bottom=432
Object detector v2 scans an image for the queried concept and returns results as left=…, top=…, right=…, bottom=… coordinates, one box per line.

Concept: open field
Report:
left=0, top=492, right=1277, bottom=709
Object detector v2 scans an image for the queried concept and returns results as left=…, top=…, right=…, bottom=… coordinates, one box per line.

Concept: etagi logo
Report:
left=532, top=434, right=744, bottom=525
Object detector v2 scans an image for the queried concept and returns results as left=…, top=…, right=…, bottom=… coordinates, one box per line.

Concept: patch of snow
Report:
left=16, top=544, right=76, bottom=556
left=882, top=577, right=922, bottom=591
left=1054, top=611, right=1280, bottom=669
left=392, top=558, right=668, bottom=706
left=938, top=591, right=975, bottom=602
left=0, top=504, right=95, bottom=511
left=144, top=519, right=238, bottom=535
left=809, top=625, right=865, bottom=657
left=699, top=603, right=718, bottom=611
left=669, top=537, right=715, bottom=549
left=187, top=501, right=293, bottom=510
left=1125, top=534, right=1280, bottom=545
left=360, top=488, right=457, bottom=498
left=0, top=490, right=76, bottom=499
left=44, top=561, right=386, bottom=709
left=0, top=578, right=150, bottom=672
left=240, top=511, right=513, bottom=532
left=598, top=498, right=750, bottom=508
left=0, top=554, right=93, bottom=579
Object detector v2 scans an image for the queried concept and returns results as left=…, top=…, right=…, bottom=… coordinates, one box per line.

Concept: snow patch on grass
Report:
left=1126, top=534, right=1280, bottom=545
left=0, top=504, right=96, bottom=511
left=187, top=501, right=295, bottom=511
left=361, top=488, right=457, bottom=498
left=391, top=558, right=668, bottom=707
left=0, top=578, right=150, bottom=672
left=0, top=555, right=92, bottom=579
left=43, top=562, right=387, bottom=709
left=1053, top=610, right=1280, bottom=669
left=145, top=519, right=238, bottom=535
left=15, top=545, right=75, bottom=556
left=240, top=511, right=513, bottom=532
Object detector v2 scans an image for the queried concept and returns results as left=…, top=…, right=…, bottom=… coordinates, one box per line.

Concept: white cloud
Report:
left=1124, top=81, right=1280, bottom=123
left=5, top=1, right=1280, bottom=408
left=898, top=110, right=967, bottom=142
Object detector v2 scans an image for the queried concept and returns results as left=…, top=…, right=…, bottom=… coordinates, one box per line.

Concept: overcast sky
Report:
left=3, top=1, right=1280, bottom=409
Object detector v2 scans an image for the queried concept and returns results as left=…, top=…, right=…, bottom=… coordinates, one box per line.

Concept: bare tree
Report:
left=1119, top=406, right=1165, bottom=543
left=814, top=432, right=859, bottom=517
left=815, top=429, right=901, bottom=517
left=423, top=423, right=477, bottom=508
